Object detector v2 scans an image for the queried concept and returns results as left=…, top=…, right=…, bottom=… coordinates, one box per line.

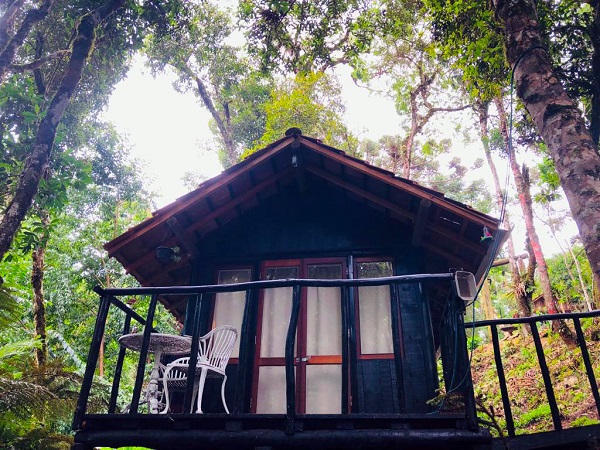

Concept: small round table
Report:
left=119, top=333, right=192, bottom=413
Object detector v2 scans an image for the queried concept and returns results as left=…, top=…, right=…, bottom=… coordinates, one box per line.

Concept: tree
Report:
left=493, top=96, right=559, bottom=314
left=145, top=2, right=273, bottom=167
left=251, top=71, right=358, bottom=153
left=239, top=0, right=385, bottom=74
left=536, top=157, right=595, bottom=311
left=546, top=243, right=595, bottom=312
left=365, top=1, right=470, bottom=179
left=491, top=0, right=600, bottom=281
left=0, top=0, right=127, bottom=262
left=0, top=0, right=56, bottom=82
left=474, top=99, right=531, bottom=317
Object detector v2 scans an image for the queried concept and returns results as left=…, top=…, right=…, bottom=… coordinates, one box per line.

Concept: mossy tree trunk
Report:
left=0, top=0, right=125, bottom=261
left=492, top=0, right=600, bottom=284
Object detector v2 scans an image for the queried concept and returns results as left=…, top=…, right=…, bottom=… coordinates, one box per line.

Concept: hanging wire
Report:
left=436, top=48, right=547, bottom=411
left=469, top=45, right=547, bottom=304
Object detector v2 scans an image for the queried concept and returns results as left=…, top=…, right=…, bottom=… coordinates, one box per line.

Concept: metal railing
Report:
left=467, top=310, right=600, bottom=437
left=72, top=273, right=471, bottom=433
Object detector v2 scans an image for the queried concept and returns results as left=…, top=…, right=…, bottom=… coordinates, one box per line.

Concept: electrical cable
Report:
left=435, top=49, right=544, bottom=409
left=434, top=47, right=544, bottom=414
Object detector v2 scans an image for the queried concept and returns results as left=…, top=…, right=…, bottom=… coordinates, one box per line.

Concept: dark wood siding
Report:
left=187, top=181, right=439, bottom=415
left=356, top=359, right=400, bottom=413
left=200, top=181, right=413, bottom=262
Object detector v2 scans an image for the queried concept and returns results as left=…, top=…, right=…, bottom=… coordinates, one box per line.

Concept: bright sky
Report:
left=104, top=58, right=401, bottom=207
left=103, top=56, right=579, bottom=257
left=103, top=58, right=221, bottom=205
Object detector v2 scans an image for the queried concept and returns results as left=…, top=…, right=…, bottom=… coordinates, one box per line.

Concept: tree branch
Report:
left=0, top=0, right=55, bottom=81
left=0, top=0, right=126, bottom=260
left=8, top=48, right=70, bottom=73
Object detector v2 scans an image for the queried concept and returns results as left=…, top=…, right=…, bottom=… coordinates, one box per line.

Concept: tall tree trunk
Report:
left=520, top=238, right=536, bottom=320
left=0, top=0, right=125, bottom=262
left=567, top=245, right=594, bottom=311
left=0, top=0, right=54, bottom=82
left=31, top=211, right=49, bottom=366
left=497, top=100, right=576, bottom=344
left=491, top=0, right=600, bottom=283
left=541, top=201, right=593, bottom=312
left=494, top=96, right=558, bottom=314
left=476, top=98, right=529, bottom=316
left=594, top=273, right=600, bottom=306
left=480, top=278, right=496, bottom=340
left=0, top=0, right=26, bottom=52
left=192, top=72, right=236, bottom=167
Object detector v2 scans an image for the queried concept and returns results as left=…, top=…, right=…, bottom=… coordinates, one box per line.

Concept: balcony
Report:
left=71, top=273, right=600, bottom=449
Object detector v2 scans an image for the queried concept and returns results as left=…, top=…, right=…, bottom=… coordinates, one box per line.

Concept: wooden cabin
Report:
left=72, top=129, right=507, bottom=450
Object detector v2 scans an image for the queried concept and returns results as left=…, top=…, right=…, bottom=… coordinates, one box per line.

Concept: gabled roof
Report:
left=105, top=130, right=505, bottom=320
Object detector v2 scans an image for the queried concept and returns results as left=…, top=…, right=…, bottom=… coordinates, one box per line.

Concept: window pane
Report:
left=305, top=365, right=341, bottom=413
left=256, top=366, right=288, bottom=414
left=357, top=261, right=393, bottom=278
left=357, top=262, right=393, bottom=354
left=261, top=267, right=299, bottom=357
left=214, top=269, right=251, bottom=358
left=306, top=264, right=342, bottom=356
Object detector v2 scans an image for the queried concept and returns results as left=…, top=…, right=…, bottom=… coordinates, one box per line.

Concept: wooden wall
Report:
left=183, top=181, right=441, bottom=414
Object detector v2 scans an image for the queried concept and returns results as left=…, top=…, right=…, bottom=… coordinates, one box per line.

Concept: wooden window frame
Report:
left=252, top=257, right=347, bottom=414
left=210, top=265, right=254, bottom=365
left=354, top=257, right=399, bottom=361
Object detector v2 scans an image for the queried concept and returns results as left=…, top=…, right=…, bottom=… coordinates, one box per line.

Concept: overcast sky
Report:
left=103, top=56, right=579, bottom=257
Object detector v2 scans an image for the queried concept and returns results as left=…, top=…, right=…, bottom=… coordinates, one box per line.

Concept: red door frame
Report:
left=252, top=257, right=347, bottom=414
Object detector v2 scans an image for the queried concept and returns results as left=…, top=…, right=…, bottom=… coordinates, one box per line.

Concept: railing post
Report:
left=455, top=297, right=477, bottom=429
left=573, top=317, right=600, bottom=417
left=235, top=288, right=254, bottom=414
left=341, top=286, right=350, bottom=414
left=347, top=282, right=358, bottom=412
left=129, top=294, right=159, bottom=414
left=72, top=291, right=111, bottom=429
left=530, top=321, right=562, bottom=431
left=108, top=313, right=132, bottom=413
left=285, top=285, right=301, bottom=435
left=490, top=323, right=515, bottom=437
left=389, top=282, right=406, bottom=413
left=183, top=293, right=203, bottom=413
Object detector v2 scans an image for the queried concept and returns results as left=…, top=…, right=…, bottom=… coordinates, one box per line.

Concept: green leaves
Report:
left=425, top=0, right=506, bottom=101
left=240, top=0, right=387, bottom=73
left=248, top=71, right=355, bottom=154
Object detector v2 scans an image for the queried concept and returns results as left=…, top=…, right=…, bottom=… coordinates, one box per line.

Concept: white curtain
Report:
left=214, top=269, right=251, bottom=358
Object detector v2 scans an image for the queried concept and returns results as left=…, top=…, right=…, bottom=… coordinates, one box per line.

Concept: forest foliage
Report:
left=1, top=0, right=600, bottom=447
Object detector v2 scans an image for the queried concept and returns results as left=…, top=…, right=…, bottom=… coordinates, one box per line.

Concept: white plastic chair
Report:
left=161, top=325, right=237, bottom=414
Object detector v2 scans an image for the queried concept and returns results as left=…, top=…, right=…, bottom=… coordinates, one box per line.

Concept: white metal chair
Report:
left=161, top=325, right=237, bottom=414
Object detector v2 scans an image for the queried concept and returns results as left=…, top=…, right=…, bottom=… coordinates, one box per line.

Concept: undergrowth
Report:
left=471, top=318, right=600, bottom=436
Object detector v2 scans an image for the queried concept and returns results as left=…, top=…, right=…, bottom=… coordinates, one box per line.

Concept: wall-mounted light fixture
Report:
left=155, top=245, right=175, bottom=263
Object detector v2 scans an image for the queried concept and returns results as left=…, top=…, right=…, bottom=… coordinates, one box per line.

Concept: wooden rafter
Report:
left=105, top=137, right=295, bottom=256
left=300, top=137, right=498, bottom=229
left=188, top=168, right=292, bottom=235
left=306, top=165, right=487, bottom=256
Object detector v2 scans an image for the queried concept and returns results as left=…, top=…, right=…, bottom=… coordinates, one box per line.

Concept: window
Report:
left=356, top=260, right=395, bottom=356
left=213, top=268, right=252, bottom=359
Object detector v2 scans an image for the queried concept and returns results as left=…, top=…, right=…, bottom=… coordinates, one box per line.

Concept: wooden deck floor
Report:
left=72, top=413, right=492, bottom=450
